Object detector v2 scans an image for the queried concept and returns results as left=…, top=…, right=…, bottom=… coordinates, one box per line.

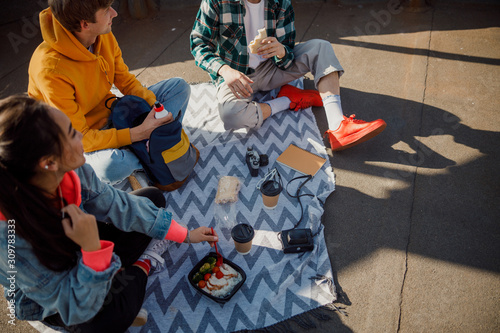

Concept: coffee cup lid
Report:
left=260, top=180, right=282, bottom=196
left=231, top=224, right=255, bottom=243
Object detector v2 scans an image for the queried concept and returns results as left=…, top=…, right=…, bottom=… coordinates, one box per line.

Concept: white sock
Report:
left=266, top=97, right=291, bottom=116
left=323, top=94, right=344, bottom=130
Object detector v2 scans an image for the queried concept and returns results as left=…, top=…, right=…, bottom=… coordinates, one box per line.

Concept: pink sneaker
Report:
left=325, top=114, right=386, bottom=151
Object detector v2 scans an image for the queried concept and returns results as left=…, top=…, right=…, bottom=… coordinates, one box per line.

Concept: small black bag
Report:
left=106, top=95, right=199, bottom=191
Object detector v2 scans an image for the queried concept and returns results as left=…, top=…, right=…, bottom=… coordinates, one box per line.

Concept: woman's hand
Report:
left=61, top=204, right=101, bottom=252
left=219, top=65, right=254, bottom=99
left=187, top=227, right=219, bottom=247
left=258, top=37, right=286, bottom=59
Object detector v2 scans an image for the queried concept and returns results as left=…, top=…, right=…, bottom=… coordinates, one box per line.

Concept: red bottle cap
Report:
left=154, top=101, right=164, bottom=112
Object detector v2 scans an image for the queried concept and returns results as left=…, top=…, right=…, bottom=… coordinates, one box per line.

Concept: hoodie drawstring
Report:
left=97, top=55, right=112, bottom=87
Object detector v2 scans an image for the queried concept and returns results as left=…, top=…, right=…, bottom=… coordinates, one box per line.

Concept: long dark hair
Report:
left=0, top=95, right=80, bottom=271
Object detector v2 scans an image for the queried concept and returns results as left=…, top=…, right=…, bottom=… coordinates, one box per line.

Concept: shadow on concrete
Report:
left=120, top=1, right=500, bottom=71
left=1, top=1, right=499, bottom=102
left=335, top=39, right=500, bottom=66
left=313, top=85, right=500, bottom=275
left=303, top=80, right=500, bottom=324
left=2, top=1, right=498, bottom=95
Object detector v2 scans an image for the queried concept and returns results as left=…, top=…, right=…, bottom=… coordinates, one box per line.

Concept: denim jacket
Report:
left=0, top=163, right=173, bottom=325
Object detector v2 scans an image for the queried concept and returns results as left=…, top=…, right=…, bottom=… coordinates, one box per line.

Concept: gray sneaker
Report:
left=140, top=238, right=173, bottom=274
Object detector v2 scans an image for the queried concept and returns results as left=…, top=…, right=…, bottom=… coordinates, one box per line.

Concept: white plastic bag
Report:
left=214, top=176, right=241, bottom=229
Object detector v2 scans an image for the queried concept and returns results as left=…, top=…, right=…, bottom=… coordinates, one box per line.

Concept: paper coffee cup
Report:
left=260, top=179, right=282, bottom=209
left=231, top=224, right=255, bottom=255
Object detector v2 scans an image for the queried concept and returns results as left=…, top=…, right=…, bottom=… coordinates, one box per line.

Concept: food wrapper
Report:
left=214, top=176, right=241, bottom=204
left=214, top=176, right=241, bottom=229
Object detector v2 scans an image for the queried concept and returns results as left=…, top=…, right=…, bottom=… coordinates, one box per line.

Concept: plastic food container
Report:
left=188, top=252, right=246, bottom=304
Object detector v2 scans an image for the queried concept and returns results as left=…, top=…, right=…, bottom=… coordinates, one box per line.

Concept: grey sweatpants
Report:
left=216, top=39, right=344, bottom=130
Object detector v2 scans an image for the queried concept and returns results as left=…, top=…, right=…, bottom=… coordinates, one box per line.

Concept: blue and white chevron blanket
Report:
left=129, top=82, right=337, bottom=332
left=30, top=81, right=337, bottom=333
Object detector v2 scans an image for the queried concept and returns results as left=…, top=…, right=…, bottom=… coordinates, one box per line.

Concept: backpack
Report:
left=106, top=95, right=199, bottom=191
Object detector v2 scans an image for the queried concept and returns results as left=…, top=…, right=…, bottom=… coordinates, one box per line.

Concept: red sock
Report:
left=134, top=259, right=151, bottom=275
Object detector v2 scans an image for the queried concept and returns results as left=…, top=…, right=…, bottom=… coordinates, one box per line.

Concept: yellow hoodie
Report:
left=28, top=8, right=156, bottom=153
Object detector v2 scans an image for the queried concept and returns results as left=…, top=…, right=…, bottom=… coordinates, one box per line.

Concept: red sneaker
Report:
left=277, top=84, right=323, bottom=111
left=325, top=114, right=386, bottom=151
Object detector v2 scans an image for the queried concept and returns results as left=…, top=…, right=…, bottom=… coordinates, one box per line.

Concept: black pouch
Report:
left=279, top=228, right=314, bottom=253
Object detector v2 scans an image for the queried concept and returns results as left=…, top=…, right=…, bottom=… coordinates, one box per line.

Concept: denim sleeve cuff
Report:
left=81, top=240, right=114, bottom=272
left=146, top=208, right=172, bottom=240
left=164, top=219, right=188, bottom=243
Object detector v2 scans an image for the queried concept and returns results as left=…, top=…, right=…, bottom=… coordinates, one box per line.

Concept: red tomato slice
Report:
left=216, top=271, right=224, bottom=279
left=198, top=280, right=206, bottom=288
left=204, top=273, right=211, bottom=281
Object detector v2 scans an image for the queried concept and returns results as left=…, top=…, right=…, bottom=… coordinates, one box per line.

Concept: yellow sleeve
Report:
left=31, top=69, right=132, bottom=153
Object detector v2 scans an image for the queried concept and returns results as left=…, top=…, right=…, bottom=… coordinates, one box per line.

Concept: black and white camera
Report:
left=245, top=146, right=268, bottom=177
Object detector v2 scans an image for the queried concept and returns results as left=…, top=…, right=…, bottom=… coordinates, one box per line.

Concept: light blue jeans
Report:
left=85, top=77, right=191, bottom=185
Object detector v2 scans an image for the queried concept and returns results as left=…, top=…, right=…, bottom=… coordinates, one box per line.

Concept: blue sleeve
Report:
left=76, top=164, right=172, bottom=240
left=0, top=222, right=122, bottom=325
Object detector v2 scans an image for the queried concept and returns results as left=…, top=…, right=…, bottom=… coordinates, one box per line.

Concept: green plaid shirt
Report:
left=190, top=0, right=296, bottom=86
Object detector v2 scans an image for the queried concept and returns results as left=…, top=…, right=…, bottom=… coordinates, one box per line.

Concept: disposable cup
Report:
left=260, top=179, right=282, bottom=209
left=231, top=224, right=255, bottom=255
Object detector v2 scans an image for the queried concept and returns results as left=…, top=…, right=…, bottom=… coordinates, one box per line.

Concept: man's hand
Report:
left=258, top=37, right=286, bottom=59
left=219, top=65, right=254, bottom=99
left=130, top=108, right=173, bottom=142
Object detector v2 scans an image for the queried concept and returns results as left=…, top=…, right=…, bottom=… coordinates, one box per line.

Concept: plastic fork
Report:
left=211, top=227, right=223, bottom=267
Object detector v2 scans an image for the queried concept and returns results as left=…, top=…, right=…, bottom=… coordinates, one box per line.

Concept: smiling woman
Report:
left=0, top=95, right=79, bottom=270
left=0, top=95, right=218, bottom=332
left=48, top=107, right=86, bottom=172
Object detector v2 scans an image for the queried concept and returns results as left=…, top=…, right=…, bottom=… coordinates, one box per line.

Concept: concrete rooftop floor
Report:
left=0, top=0, right=499, bottom=332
